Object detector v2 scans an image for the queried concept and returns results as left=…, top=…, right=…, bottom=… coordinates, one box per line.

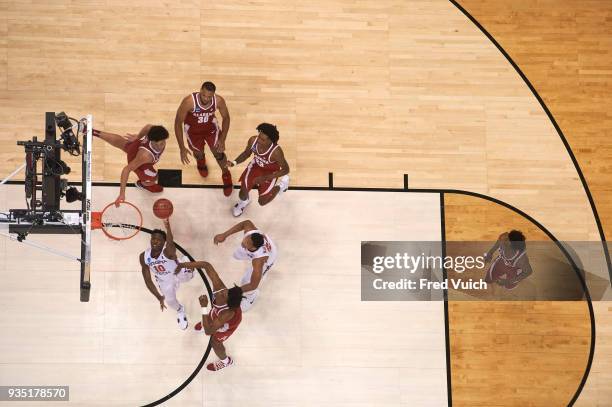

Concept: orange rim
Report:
left=92, top=201, right=143, bottom=241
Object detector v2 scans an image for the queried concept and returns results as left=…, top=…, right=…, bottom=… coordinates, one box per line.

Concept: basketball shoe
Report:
left=277, top=175, right=290, bottom=194
left=232, top=199, right=250, bottom=217
left=196, top=156, right=208, bottom=178
left=177, top=306, right=188, bottom=330
left=206, top=357, right=234, bottom=372
left=222, top=171, right=233, bottom=197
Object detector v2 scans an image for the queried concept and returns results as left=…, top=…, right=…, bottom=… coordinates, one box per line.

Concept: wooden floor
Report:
left=0, top=0, right=610, bottom=406
left=445, top=193, right=592, bottom=406
left=459, top=0, right=612, bottom=241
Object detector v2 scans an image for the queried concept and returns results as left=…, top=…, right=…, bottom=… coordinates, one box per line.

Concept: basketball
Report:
left=153, top=198, right=173, bottom=219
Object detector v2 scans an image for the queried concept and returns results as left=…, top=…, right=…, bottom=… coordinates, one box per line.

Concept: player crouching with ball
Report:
left=176, top=260, right=244, bottom=372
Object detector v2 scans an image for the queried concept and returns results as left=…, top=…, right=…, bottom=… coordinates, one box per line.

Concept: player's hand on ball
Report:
left=159, top=296, right=167, bottom=311
left=179, top=148, right=191, bottom=165
left=199, top=295, right=209, bottom=307
left=213, top=233, right=226, bottom=244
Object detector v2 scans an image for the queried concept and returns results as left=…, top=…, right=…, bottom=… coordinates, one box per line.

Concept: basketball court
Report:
left=0, top=1, right=611, bottom=406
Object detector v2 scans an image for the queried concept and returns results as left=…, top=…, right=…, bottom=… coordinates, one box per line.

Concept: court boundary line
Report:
left=440, top=193, right=452, bottom=407
left=447, top=2, right=602, bottom=403
left=133, top=227, right=214, bottom=407
left=448, top=0, right=612, bottom=287
left=1, top=181, right=596, bottom=406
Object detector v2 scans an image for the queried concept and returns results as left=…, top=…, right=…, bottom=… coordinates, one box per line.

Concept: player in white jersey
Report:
left=139, top=218, right=194, bottom=329
left=213, top=220, right=277, bottom=312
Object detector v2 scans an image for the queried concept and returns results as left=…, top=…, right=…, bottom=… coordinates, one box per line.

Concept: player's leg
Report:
left=185, top=126, right=208, bottom=177
left=211, top=337, right=227, bottom=359
left=257, top=175, right=290, bottom=206
left=159, top=279, right=188, bottom=330
left=206, top=128, right=233, bottom=196
left=213, top=151, right=233, bottom=197
left=206, top=336, right=234, bottom=371
left=232, top=167, right=252, bottom=217
left=95, top=130, right=129, bottom=150
left=133, top=167, right=163, bottom=193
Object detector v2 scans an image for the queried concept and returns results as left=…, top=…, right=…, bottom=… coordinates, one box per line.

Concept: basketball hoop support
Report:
left=0, top=230, right=81, bottom=262
left=0, top=162, right=26, bottom=185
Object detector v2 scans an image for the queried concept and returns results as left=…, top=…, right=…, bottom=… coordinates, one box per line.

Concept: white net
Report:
left=98, top=201, right=142, bottom=240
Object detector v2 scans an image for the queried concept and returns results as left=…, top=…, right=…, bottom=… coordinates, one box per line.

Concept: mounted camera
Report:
left=55, top=111, right=81, bottom=155
left=65, top=186, right=84, bottom=203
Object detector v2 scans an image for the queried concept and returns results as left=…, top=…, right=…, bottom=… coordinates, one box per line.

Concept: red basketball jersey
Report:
left=183, top=92, right=218, bottom=134
left=210, top=301, right=242, bottom=337
left=125, top=136, right=164, bottom=164
left=249, top=138, right=281, bottom=172
left=486, top=247, right=526, bottom=289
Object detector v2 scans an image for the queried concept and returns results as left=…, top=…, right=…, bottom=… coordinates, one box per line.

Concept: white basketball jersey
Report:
left=144, top=245, right=179, bottom=283
left=233, top=230, right=277, bottom=265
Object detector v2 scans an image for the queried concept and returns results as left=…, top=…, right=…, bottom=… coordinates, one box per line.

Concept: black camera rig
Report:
left=4, top=112, right=85, bottom=239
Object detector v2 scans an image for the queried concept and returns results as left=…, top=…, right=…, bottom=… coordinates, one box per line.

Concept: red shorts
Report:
left=184, top=124, right=219, bottom=153
left=239, top=164, right=278, bottom=197
left=133, top=165, right=158, bottom=183
left=123, top=142, right=158, bottom=183
left=213, top=328, right=237, bottom=343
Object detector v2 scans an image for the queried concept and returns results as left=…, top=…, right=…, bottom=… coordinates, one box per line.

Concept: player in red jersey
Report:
left=91, top=124, right=169, bottom=206
left=226, top=123, right=290, bottom=217
left=176, top=260, right=244, bottom=372
left=175, top=81, right=233, bottom=196
left=484, top=230, right=533, bottom=289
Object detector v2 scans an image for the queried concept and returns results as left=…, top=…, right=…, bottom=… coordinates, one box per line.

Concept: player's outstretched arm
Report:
left=177, top=261, right=226, bottom=292
left=162, top=218, right=177, bottom=259
left=241, top=259, right=264, bottom=292
left=115, top=149, right=153, bottom=206
left=227, top=135, right=256, bottom=168
left=174, top=95, right=193, bottom=165
left=213, top=220, right=256, bottom=244
left=140, top=253, right=165, bottom=310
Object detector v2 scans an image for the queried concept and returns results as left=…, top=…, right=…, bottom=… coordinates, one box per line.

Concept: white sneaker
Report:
left=277, top=175, right=290, bottom=193
left=177, top=310, right=188, bottom=330
left=232, top=200, right=250, bottom=217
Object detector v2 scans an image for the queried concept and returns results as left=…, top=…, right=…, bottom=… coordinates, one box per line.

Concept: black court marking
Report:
left=440, top=193, right=452, bottom=407
left=404, top=174, right=409, bottom=191
left=328, top=172, right=334, bottom=190
left=448, top=0, right=611, bottom=284
left=128, top=226, right=214, bottom=407
left=2, top=180, right=597, bottom=405
left=447, top=2, right=603, bottom=403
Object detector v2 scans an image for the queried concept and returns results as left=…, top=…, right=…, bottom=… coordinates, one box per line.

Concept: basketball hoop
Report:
left=92, top=201, right=143, bottom=240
